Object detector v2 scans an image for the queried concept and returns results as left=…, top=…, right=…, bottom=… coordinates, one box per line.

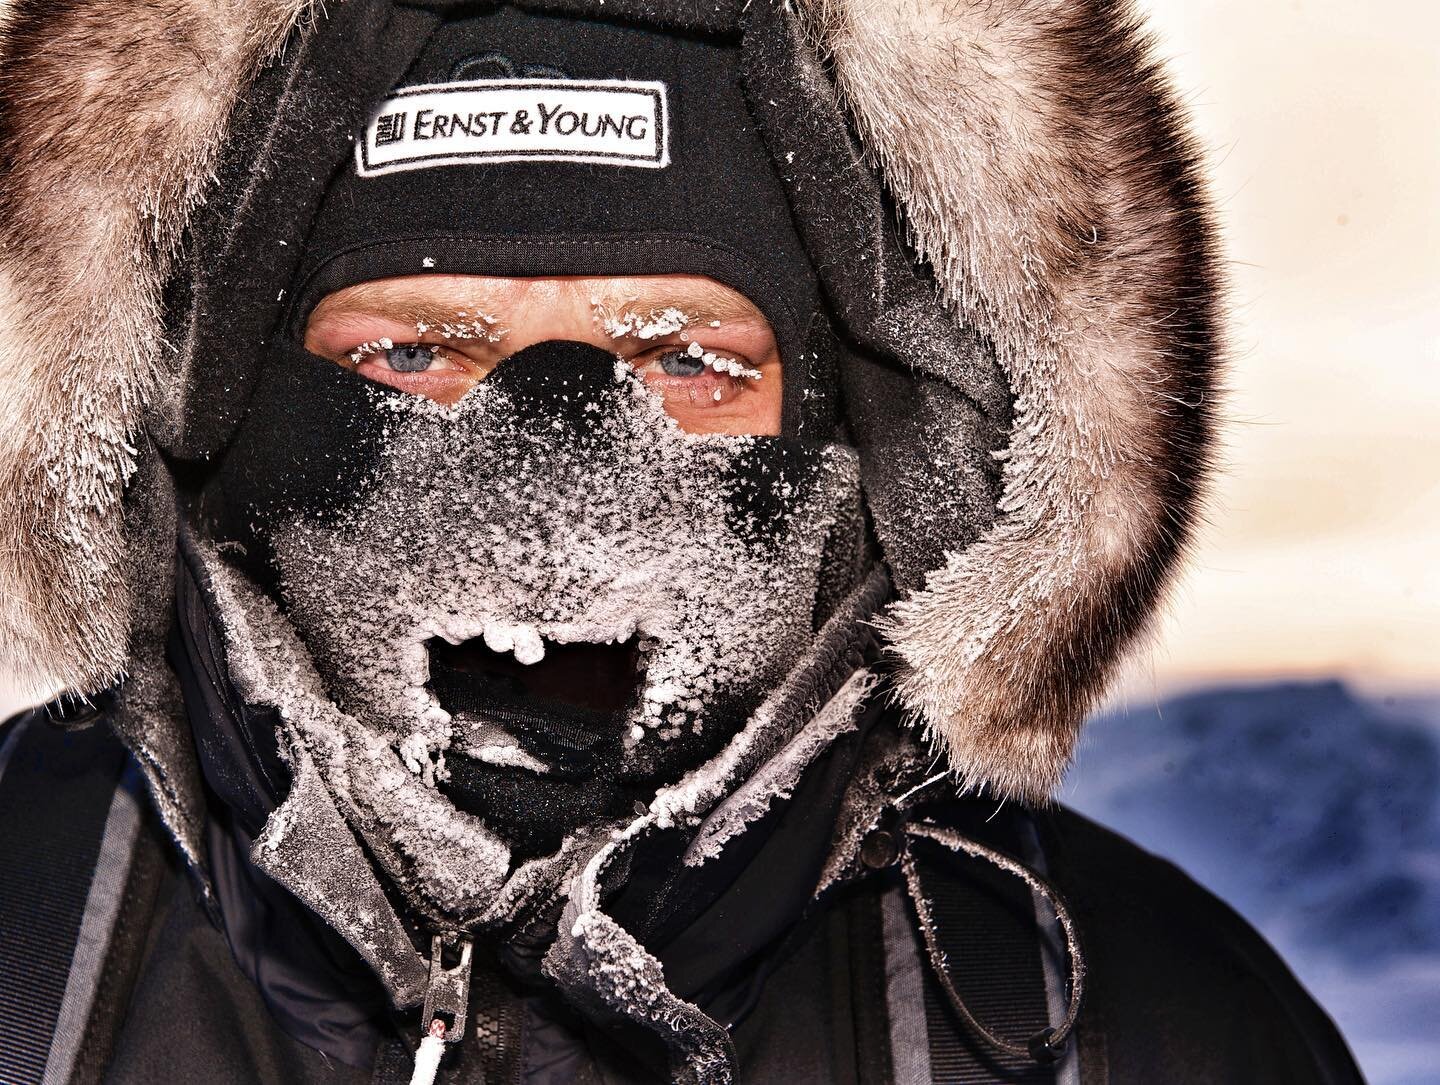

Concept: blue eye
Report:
left=658, top=348, right=705, bottom=377
left=386, top=344, right=437, bottom=372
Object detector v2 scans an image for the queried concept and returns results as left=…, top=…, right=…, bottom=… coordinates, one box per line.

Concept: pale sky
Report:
left=1111, top=0, right=1440, bottom=699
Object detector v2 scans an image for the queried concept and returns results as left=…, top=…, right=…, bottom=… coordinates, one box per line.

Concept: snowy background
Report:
left=2, top=1, right=1436, bottom=1082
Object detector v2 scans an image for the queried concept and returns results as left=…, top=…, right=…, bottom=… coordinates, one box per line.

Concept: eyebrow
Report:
left=309, top=286, right=497, bottom=328
left=310, top=278, right=769, bottom=330
left=597, top=285, right=764, bottom=327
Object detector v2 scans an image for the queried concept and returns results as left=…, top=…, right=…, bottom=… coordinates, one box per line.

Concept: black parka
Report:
left=0, top=620, right=1363, bottom=1083
left=0, top=0, right=1357, bottom=1081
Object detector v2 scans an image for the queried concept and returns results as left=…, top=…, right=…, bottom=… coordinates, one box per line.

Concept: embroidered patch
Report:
left=356, top=79, right=669, bottom=176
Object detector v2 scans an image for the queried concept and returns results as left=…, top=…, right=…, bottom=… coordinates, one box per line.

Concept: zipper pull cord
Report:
left=410, top=932, right=477, bottom=1085
left=410, top=1019, right=448, bottom=1085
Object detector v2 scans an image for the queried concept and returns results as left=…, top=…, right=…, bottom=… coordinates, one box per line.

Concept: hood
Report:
left=0, top=0, right=1222, bottom=841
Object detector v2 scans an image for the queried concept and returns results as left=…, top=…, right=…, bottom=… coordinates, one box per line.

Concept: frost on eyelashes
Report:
left=592, top=301, right=760, bottom=380
left=680, top=340, right=761, bottom=381
left=346, top=313, right=506, bottom=364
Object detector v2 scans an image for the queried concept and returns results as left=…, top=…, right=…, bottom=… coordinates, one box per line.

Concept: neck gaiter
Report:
left=201, top=334, right=864, bottom=930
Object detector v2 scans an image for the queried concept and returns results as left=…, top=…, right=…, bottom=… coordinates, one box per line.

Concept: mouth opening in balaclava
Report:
left=200, top=2, right=865, bottom=918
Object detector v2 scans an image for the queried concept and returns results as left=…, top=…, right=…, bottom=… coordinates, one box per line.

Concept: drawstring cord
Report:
left=409, top=1018, right=448, bottom=1085
left=898, top=819, right=1087, bottom=1065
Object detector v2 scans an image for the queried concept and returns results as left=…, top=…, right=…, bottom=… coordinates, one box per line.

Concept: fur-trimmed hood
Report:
left=0, top=0, right=1220, bottom=810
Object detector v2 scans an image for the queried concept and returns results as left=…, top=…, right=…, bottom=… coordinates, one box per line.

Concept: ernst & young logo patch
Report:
left=357, top=78, right=669, bottom=175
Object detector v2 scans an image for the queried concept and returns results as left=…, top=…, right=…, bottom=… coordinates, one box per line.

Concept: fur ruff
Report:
left=0, top=0, right=1220, bottom=802
left=801, top=0, right=1222, bottom=800
left=0, top=0, right=317, bottom=699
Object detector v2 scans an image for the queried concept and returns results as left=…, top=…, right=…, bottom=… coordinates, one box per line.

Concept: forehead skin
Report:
left=303, top=274, right=783, bottom=435
left=307, top=274, right=767, bottom=331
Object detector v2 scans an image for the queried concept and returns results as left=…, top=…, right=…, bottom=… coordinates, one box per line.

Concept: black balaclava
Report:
left=202, top=4, right=866, bottom=932
left=289, top=3, right=827, bottom=432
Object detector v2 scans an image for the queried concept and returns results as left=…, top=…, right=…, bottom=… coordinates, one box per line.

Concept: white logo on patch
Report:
left=356, top=78, right=669, bottom=176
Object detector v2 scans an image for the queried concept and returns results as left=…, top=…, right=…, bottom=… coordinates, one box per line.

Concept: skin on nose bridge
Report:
left=494, top=281, right=614, bottom=356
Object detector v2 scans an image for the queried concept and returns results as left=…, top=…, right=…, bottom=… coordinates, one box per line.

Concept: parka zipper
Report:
left=410, top=931, right=477, bottom=1085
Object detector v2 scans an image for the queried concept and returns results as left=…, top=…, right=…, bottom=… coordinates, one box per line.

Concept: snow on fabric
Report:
left=202, top=358, right=861, bottom=928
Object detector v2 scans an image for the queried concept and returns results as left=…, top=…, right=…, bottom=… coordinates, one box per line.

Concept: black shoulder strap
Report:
left=0, top=709, right=138, bottom=1083
left=908, top=836, right=1061, bottom=1084
left=874, top=800, right=1085, bottom=1084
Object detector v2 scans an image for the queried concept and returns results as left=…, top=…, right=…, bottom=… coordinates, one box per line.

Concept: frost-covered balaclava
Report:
left=198, top=5, right=867, bottom=930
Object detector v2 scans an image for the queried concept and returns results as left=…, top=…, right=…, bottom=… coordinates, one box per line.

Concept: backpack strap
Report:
left=871, top=799, right=1087, bottom=1084
left=0, top=709, right=142, bottom=1083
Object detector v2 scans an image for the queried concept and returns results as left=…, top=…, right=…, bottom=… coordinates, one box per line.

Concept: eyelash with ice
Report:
left=347, top=340, right=760, bottom=383
left=348, top=341, right=446, bottom=372
left=639, top=342, right=761, bottom=381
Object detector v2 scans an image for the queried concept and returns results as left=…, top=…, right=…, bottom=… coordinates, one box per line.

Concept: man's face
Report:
left=209, top=265, right=863, bottom=908
left=303, top=273, right=782, bottom=434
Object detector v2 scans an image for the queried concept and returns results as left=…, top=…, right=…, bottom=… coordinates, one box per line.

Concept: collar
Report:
left=169, top=540, right=910, bottom=1072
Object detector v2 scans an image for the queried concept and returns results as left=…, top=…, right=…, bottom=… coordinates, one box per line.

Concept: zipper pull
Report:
left=410, top=1019, right=448, bottom=1085
left=410, top=932, right=475, bottom=1085
left=420, top=931, right=475, bottom=1045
